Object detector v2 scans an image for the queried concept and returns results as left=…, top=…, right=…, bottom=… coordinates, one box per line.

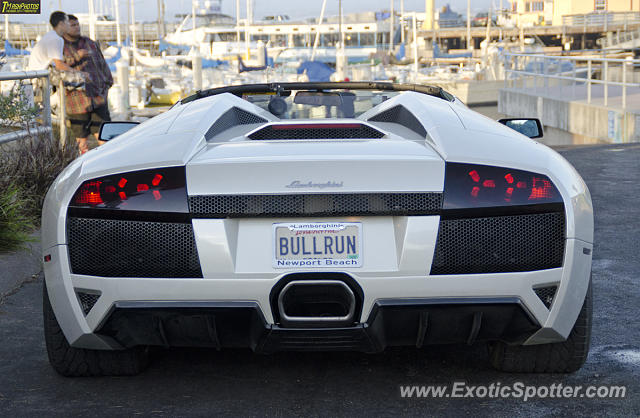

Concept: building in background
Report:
left=510, top=0, right=640, bottom=26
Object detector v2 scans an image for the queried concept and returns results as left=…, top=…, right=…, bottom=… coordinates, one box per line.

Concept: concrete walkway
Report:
left=0, top=232, right=41, bottom=305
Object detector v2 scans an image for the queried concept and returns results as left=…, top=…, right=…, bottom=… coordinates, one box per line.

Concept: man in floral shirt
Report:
left=63, top=14, right=114, bottom=154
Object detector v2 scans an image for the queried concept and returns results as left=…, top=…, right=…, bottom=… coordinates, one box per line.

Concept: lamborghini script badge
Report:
left=285, top=181, right=344, bottom=189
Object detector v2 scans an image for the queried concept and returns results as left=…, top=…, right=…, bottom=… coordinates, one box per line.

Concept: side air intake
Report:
left=76, top=291, right=101, bottom=316
left=534, top=285, right=558, bottom=309
left=368, top=105, right=427, bottom=138
left=205, top=107, right=267, bottom=140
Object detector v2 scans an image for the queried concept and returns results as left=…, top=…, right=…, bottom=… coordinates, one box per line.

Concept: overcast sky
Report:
left=16, top=0, right=496, bottom=24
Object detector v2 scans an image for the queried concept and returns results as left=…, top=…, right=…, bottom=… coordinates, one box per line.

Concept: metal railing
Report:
left=598, top=27, right=640, bottom=49
left=1, top=22, right=179, bottom=47
left=0, top=70, right=52, bottom=145
left=504, top=52, right=640, bottom=110
left=562, top=11, right=640, bottom=29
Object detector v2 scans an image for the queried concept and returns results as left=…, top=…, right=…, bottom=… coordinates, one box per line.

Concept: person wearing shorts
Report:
left=63, top=14, right=113, bottom=154
left=68, top=104, right=111, bottom=147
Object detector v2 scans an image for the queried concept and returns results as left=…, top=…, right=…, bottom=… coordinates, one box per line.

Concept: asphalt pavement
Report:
left=0, top=143, right=638, bottom=417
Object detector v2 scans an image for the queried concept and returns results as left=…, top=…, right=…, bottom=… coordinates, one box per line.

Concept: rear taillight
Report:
left=443, top=163, right=562, bottom=210
left=74, top=181, right=104, bottom=205
left=69, top=166, right=188, bottom=213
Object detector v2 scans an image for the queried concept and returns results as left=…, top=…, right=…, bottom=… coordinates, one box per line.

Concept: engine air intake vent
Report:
left=205, top=106, right=267, bottom=140
left=67, top=217, right=203, bottom=278
left=189, top=193, right=443, bottom=218
left=368, top=105, right=427, bottom=138
left=76, top=291, right=100, bottom=316
left=430, top=212, right=565, bottom=275
left=534, top=285, right=558, bottom=309
left=248, top=123, right=385, bottom=140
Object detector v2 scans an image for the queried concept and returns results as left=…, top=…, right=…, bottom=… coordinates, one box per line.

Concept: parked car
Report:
left=41, top=82, right=593, bottom=376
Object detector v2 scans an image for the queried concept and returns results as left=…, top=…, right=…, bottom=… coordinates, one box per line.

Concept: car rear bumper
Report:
left=94, top=298, right=539, bottom=352
left=43, top=235, right=592, bottom=351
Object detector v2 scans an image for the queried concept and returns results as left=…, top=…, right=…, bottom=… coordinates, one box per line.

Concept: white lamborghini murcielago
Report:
left=41, top=82, right=593, bottom=376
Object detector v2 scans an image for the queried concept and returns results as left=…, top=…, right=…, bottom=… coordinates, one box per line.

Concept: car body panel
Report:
left=41, top=85, right=593, bottom=352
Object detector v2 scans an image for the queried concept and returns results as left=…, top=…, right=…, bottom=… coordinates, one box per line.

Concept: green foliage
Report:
left=0, top=84, right=40, bottom=128
left=0, top=83, right=76, bottom=252
left=0, top=183, right=34, bottom=252
left=0, top=134, right=77, bottom=223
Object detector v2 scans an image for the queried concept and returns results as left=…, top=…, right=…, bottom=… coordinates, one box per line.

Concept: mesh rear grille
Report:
left=534, top=285, right=558, bottom=309
left=205, top=107, right=267, bottom=140
left=189, top=193, right=443, bottom=218
left=430, top=212, right=565, bottom=275
left=76, top=291, right=100, bottom=315
left=368, top=105, right=427, bottom=137
left=248, top=124, right=385, bottom=140
left=67, top=217, right=202, bottom=278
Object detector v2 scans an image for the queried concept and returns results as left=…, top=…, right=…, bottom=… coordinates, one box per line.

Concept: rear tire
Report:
left=43, top=282, right=149, bottom=377
left=489, top=276, right=592, bottom=373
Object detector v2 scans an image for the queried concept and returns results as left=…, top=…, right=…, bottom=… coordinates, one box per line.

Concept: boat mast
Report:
left=236, top=0, right=240, bottom=43
left=413, top=12, right=418, bottom=79
left=245, top=0, right=251, bottom=59
left=157, top=0, right=166, bottom=39
left=466, top=0, right=471, bottom=50
left=338, top=0, right=342, bottom=47
left=311, top=0, right=328, bottom=62
left=125, top=0, right=130, bottom=43
left=192, top=0, right=196, bottom=45
left=131, top=0, right=137, bottom=50
left=88, top=0, right=96, bottom=40
left=114, top=0, right=122, bottom=46
left=400, top=0, right=404, bottom=44
left=390, top=0, right=394, bottom=52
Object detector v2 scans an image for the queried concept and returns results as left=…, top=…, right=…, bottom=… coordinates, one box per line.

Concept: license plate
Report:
left=273, top=222, right=362, bottom=268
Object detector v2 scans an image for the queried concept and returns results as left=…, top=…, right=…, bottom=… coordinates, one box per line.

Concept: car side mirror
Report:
left=98, top=121, right=140, bottom=141
left=498, top=118, right=543, bottom=139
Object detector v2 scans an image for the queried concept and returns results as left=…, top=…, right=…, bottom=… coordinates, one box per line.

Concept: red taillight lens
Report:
left=70, top=167, right=188, bottom=213
left=74, top=181, right=103, bottom=205
left=443, top=163, right=562, bottom=210
left=529, top=177, right=554, bottom=200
